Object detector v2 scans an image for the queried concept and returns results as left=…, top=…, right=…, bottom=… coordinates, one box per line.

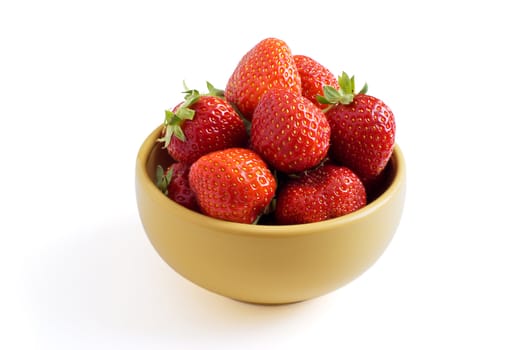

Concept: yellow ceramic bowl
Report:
left=136, top=125, right=406, bottom=304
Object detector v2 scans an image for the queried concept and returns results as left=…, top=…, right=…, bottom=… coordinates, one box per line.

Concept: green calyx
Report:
left=155, top=165, right=173, bottom=195
left=205, top=81, right=225, bottom=97
left=157, top=81, right=225, bottom=147
left=316, top=72, right=368, bottom=112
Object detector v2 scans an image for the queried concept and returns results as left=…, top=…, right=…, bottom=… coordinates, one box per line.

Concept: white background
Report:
left=1, top=0, right=522, bottom=349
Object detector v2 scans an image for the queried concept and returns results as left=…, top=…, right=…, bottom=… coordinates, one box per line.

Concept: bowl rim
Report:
left=137, top=125, right=406, bottom=238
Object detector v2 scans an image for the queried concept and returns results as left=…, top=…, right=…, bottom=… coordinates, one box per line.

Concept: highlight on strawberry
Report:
left=153, top=37, right=396, bottom=225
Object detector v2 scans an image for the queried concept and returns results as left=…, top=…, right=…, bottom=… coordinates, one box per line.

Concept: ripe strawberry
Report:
left=319, top=73, right=396, bottom=183
left=250, top=88, right=331, bottom=174
left=275, top=164, right=366, bottom=225
left=294, top=54, right=339, bottom=109
left=188, top=148, right=276, bottom=224
left=225, top=38, right=302, bottom=121
left=158, top=83, right=248, bottom=164
left=156, top=163, right=198, bottom=211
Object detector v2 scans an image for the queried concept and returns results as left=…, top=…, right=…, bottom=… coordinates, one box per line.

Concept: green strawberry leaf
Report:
left=158, top=89, right=201, bottom=146
left=338, top=71, right=354, bottom=95
left=158, top=108, right=190, bottom=146
left=163, top=109, right=176, bottom=124
left=358, top=82, right=368, bottom=95
left=318, top=72, right=368, bottom=111
left=171, top=124, right=186, bottom=142
left=206, top=81, right=225, bottom=97
left=316, top=94, right=330, bottom=105
left=339, top=93, right=354, bottom=105
left=155, top=165, right=173, bottom=195
left=322, top=85, right=343, bottom=104
left=176, top=106, right=195, bottom=121
left=165, top=165, right=174, bottom=183
left=182, top=89, right=200, bottom=108
left=155, top=165, right=165, bottom=189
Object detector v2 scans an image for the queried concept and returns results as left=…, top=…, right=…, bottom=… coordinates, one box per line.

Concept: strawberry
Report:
left=250, top=88, right=331, bottom=174
left=318, top=73, right=396, bottom=183
left=294, top=54, right=339, bottom=109
left=225, top=38, right=302, bottom=121
left=188, top=148, right=276, bottom=224
left=275, top=163, right=366, bottom=225
left=158, top=82, right=248, bottom=164
left=156, top=163, right=198, bottom=211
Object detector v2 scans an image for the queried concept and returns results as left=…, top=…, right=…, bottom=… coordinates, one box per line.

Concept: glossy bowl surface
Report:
left=136, top=125, right=406, bottom=304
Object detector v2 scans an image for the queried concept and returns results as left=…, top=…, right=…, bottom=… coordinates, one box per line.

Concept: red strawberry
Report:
left=225, top=38, right=302, bottom=121
left=294, top=55, right=339, bottom=109
left=188, top=148, right=276, bottom=224
left=319, top=73, right=395, bottom=183
left=275, top=163, right=366, bottom=225
left=250, top=88, right=331, bottom=174
left=158, top=83, right=248, bottom=164
left=156, top=163, right=199, bottom=211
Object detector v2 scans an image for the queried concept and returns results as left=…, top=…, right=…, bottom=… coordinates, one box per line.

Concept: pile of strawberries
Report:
left=155, top=38, right=396, bottom=225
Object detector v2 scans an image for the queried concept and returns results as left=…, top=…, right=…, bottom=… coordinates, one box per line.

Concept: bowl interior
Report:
left=142, top=125, right=401, bottom=230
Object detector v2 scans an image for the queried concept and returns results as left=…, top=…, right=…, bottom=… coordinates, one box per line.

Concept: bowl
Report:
left=135, top=125, right=406, bottom=304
